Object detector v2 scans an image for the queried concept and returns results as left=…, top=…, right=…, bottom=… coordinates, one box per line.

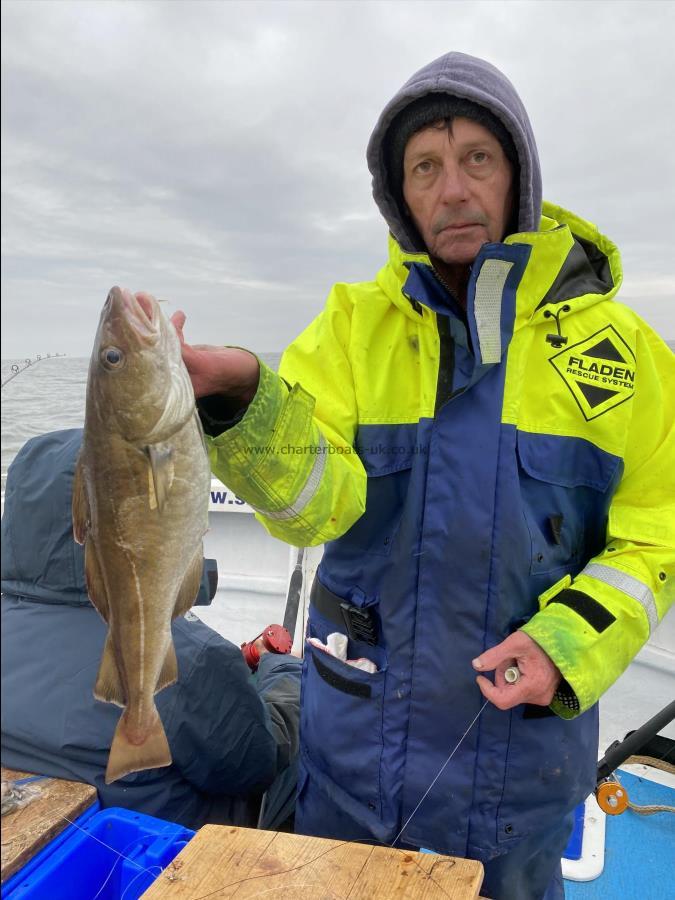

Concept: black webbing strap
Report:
left=550, top=588, right=616, bottom=633
left=309, top=578, right=378, bottom=646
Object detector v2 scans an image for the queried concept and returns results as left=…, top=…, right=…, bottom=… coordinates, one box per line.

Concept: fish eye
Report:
left=101, top=347, right=125, bottom=369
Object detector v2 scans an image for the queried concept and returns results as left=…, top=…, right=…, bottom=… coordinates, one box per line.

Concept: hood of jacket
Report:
left=1, top=429, right=90, bottom=606
left=367, top=51, right=542, bottom=252
left=376, top=201, right=622, bottom=326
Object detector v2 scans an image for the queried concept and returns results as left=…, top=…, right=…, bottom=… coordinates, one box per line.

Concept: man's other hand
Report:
left=166, top=307, right=260, bottom=402
left=472, top=631, right=562, bottom=710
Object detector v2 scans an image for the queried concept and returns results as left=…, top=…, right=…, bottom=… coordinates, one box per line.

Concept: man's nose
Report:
left=438, top=162, right=471, bottom=204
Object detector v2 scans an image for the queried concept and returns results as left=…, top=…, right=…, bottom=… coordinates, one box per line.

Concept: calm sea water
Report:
left=1, top=353, right=281, bottom=485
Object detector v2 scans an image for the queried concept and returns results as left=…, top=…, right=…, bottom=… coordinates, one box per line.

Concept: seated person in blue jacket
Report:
left=1, top=428, right=302, bottom=831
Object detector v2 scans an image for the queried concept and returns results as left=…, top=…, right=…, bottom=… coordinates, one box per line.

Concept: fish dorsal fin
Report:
left=173, top=549, right=203, bottom=620
left=145, top=443, right=174, bottom=512
left=72, top=454, right=90, bottom=545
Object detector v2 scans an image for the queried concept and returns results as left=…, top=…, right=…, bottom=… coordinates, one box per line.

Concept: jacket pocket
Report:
left=516, top=431, right=622, bottom=576
left=300, top=637, right=387, bottom=817
left=496, top=703, right=599, bottom=844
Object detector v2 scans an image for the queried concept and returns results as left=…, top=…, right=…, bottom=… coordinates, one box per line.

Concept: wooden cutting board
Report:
left=1, top=767, right=97, bottom=883
left=141, top=824, right=484, bottom=899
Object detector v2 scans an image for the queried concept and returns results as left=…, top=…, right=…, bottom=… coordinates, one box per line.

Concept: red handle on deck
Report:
left=241, top=624, right=293, bottom=671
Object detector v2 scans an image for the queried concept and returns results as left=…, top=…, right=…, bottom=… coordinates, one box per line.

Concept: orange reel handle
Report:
left=596, top=779, right=629, bottom=815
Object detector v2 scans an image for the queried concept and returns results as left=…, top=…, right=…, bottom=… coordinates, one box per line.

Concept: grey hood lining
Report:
left=536, top=238, right=614, bottom=309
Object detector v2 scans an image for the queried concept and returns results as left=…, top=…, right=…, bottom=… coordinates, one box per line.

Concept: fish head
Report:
left=87, top=287, right=195, bottom=442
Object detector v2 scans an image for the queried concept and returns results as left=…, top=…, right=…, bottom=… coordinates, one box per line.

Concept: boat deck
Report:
left=564, top=765, right=675, bottom=899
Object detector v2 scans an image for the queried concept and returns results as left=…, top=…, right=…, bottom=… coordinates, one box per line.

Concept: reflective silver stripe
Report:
left=474, top=259, right=514, bottom=364
left=253, top=433, right=328, bottom=521
left=583, top=563, right=658, bottom=634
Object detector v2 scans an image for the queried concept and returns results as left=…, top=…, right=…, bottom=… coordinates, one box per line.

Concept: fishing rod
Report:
left=1, top=354, right=67, bottom=389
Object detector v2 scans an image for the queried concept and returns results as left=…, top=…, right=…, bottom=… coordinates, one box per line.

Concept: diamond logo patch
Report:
left=549, top=325, right=635, bottom=420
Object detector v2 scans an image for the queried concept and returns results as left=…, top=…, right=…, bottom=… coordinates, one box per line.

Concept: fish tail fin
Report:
left=94, top=634, right=126, bottom=706
left=105, top=707, right=171, bottom=784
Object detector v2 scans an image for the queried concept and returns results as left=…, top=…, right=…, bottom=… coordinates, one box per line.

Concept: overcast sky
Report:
left=2, top=0, right=674, bottom=360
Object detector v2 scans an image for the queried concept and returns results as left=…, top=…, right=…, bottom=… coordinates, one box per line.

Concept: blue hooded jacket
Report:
left=1, top=429, right=301, bottom=830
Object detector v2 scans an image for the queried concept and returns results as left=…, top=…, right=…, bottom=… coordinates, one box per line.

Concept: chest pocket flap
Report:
left=516, top=431, right=622, bottom=575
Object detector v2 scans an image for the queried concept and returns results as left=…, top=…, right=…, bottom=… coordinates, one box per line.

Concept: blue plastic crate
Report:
left=2, top=807, right=195, bottom=900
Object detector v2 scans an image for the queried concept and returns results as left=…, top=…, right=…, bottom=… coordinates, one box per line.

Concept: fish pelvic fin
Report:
left=172, top=548, right=203, bottom=620
left=94, top=633, right=126, bottom=706
left=156, top=640, right=178, bottom=692
left=105, top=708, right=172, bottom=784
left=72, top=454, right=90, bottom=545
left=84, top=540, right=110, bottom=622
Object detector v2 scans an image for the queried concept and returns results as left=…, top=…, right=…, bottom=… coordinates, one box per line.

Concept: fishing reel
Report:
left=241, top=624, right=293, bottom=672
left=595, top=777, right=629, bottom=815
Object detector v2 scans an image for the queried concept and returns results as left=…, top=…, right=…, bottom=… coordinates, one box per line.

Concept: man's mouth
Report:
left=438, top=223, right=482, bottom=235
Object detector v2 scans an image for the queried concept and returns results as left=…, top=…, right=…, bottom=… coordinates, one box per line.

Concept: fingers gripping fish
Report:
left=72, top=287, right=211, bottom=784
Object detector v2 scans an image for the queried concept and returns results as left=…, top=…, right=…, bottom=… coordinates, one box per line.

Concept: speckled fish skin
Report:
left=72, top=287, right=210, bottom=784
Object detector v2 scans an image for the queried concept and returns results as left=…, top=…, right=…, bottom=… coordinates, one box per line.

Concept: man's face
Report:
left=402, top=116, right=514, bottom=265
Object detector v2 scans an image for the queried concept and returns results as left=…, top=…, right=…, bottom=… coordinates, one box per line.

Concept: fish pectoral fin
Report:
left=94, top=633, right=126, bottom=706
left=172, top=549, right=203, bottom=620
left=105, top=708, right=172, bottom=784
left=72, top=454, right=90, bottom=544
left=85, top=541, right=110, bottom=622
left=156, top=641, right=178, bottom=692
left=145, top=443, right=174, bottom=512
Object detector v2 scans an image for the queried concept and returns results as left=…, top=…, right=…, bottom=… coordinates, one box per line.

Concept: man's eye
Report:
left=470, top=151, right=489, bottom=164
left=415, top=160, right=434, bottom=175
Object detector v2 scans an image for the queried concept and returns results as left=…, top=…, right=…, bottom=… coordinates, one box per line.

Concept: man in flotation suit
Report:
left=166, top=52, right=674, bottom=899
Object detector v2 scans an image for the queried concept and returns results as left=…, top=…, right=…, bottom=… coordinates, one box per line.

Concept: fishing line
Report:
left=390, top=699, right=489, bottom=847
left=17, top=698, right=487, bottom=898
left=57, top=813, right=169, bottom=894
left=191, top=701, right=491, bottom=900
left=120, top=863, right=164, bottom=900
left=89, top=834, right=161, bottom=900
left=190, top=835, right=456, bottom=900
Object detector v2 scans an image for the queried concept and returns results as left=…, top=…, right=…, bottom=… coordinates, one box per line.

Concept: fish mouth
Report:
left=106, top=287, right=159, bottom=346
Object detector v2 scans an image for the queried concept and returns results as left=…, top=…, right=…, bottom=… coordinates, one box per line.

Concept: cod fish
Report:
left=73, top=287, right=210, bottom=784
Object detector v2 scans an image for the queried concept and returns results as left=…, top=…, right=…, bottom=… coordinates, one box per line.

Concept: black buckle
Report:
left=340, top=602, right=378, bottom=646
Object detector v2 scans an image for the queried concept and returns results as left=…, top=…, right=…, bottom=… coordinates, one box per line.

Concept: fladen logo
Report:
left=549, top=324, right=636, bottom=421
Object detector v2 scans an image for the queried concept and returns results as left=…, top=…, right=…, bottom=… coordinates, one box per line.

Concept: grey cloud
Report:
left=2, top=0, right=674, bottom=360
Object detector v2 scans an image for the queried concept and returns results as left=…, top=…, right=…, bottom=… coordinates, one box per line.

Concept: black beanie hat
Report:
left=384, top=93, right=519, bottom=216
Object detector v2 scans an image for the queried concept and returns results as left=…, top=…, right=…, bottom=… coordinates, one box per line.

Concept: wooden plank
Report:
left=142, top=825, right=483, bottom=899
left=1, top=767, right=97, bottom=883
left=349, top=845, right=483, bottom=899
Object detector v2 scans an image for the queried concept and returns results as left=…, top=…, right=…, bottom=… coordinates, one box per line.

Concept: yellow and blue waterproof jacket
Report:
left=207, top=206, right=674, bottom=856
left=204, top=53, right=674, bottom=859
